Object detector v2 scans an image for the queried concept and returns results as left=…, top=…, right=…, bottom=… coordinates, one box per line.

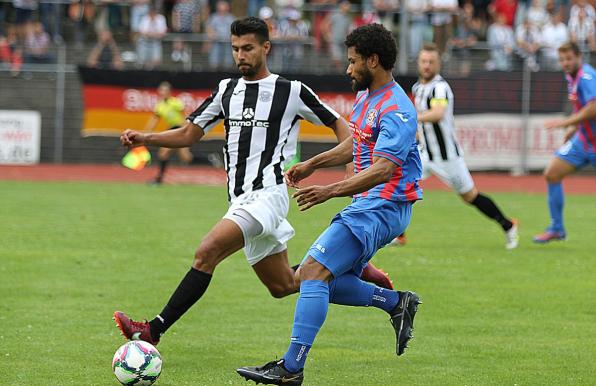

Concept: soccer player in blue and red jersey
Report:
left=237, top=24, right=422, bottom=385
left=534, top=42, right=596, bottom=243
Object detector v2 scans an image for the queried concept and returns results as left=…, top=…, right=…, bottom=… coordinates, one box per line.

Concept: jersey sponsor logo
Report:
left=366, top=109, right=378, bottom=126
left=228, top=107, right=270, bottom=128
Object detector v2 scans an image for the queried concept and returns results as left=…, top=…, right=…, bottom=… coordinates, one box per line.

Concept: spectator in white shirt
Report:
left=405, top=0, right=429, bottom=59
left=526, top=0, right=549, bottom=28
left=137, top=6, right=167, bottom=69
left=486, top=13, right=515, bottom=71
left=540, top=11, right=569, bottom=70
left=570, top=0, right=595, bottom=25
left=516, top=17, right=541, bottom=70
left=569, top=7, right=596, bottom=60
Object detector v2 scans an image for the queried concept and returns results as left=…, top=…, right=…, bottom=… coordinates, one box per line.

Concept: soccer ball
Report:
left=112, top=341, right=162, bottom=385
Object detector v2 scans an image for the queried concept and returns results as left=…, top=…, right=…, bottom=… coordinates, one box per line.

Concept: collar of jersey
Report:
left=366, top=80, right=396, bottom=99
left=240, top=73, right=277, bottom=84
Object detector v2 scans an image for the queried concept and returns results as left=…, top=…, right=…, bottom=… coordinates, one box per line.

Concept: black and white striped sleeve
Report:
left=187, top=79, right=226, bottom=133
left=296, top=82, right=340, bottom=127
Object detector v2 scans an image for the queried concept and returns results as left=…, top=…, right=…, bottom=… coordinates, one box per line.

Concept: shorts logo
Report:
left=366, top=109, right=378, bottom=126
left=242, top=107, right=255, bottom=119
left=315, top=243, right=326, bottom=253
left=259, top=91, right=272, bottom=102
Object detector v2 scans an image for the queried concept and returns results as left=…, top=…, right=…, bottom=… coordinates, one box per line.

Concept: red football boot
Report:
left=361, top=261, right=394, bottom=290
left=113, top=311, right=159, bottom=345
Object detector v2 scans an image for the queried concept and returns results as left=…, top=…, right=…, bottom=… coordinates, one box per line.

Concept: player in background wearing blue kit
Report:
left=236, top=24, right=422, bottom=386
left=534, top=42, right=596, bottom=243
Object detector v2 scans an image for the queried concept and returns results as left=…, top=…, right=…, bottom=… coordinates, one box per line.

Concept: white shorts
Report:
left=223, top=184, right=295, bottom=266
left=422, top=153, right=475, bottom=194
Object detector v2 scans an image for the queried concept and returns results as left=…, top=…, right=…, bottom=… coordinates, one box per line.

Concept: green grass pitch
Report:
left=1, top=180, right=595, bottom=385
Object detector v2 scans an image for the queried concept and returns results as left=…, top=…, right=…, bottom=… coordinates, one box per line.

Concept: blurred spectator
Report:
left=486, top=13, right=515, bottom=70
left=206, top=0, right=235, bottom=70
left=86, top=29, right=124, bottom=69
left=430, top=0, right=459, bottom=55
left=308, top=0, right=334, bottom=52
left=570, top=0, right=595, bottom=23
left=24, top=22, right=53, bottom=64
left=248, top=0, right=267, bottom=17
left=526, top=0, right=548, bottom=27
left=515, top=17, right=541, bottom=70
left=569, top=7, right=596, bottom=59
left=489, top=0, right=518, bottom=27
left=259, top=6, right=278, bottom=36
left=352, top=9, right=381, bottom=29
left=13, top=0, right=38, bottom=41
left=277, top=9, right=309, bottom=72
left=0, top=28, right=23, bottom=75
left=39, top=1, right=62, bottom=43
left=540, top=11, right=568, bottom=69
left=171, top=0, right=202, bottom=65
left=405, top=0, right=430, bottom=59
left=68, top=0, right=96, bottom=48
left=326, top=0, right=352, bottom=71
left=137, top=6, right=168, bottom=69
left=130, top=0, right=150, bottom=41
left=451, top=1, right=482, bottom=74
left=373, top=0, right=400, bottom=32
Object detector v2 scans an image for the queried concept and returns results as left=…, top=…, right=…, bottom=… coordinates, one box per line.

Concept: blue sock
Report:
left=547, top=182, right=565, bottom=232
left=329, top=273, right=399, bottom=313
left=283, top=280, right=329, bottom=373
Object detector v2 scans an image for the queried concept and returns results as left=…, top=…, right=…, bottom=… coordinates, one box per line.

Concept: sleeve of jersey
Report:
left=372, top=111, right=415, bottom=166
left=579, top=74, right=596, bottom=104
left=173, top=97, right=185, bottom=111
left=430, top=83, right=449, bottom=107
left=297, top=82, right=340, bottom=127
left=187, top=81, right=225, bottom=133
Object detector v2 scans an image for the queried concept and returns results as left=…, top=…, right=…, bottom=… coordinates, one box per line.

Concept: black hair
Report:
left=230, top=17, right=269, bottom=43
left=344, top=23, right=397, bottom=70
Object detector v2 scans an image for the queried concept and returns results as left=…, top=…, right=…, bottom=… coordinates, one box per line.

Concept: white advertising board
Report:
left=0, top=110, right=41, bottom=165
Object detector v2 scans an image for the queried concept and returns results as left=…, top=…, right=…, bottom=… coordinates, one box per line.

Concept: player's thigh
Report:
left=252, top=249, right=298, bottom=297
left=443, top=157, right=475, bottom=194
left=193, top=218, right=244, bottom=272
left=303, top=221, right=363, bottom=279
left=157, top=147, right=173, bottom=160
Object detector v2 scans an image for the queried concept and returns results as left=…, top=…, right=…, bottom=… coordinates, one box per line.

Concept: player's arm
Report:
left=544, top=100, right=596, bottom=130
left=418, top=99, right=447, bottom=123
left=142, top=115, right=161, bottom=133
left=121, top=121, right=205, bottom=148
left=293, top=157, right=395, bottom=211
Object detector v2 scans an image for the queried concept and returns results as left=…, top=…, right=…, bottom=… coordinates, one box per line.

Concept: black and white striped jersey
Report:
left=412, top=74, right=462, bottom=161
left=188, top=73, right=339, bottom=201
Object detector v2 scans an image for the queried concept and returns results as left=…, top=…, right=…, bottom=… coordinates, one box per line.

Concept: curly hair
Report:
left=231, top=17, right=269, bottom=43
left=344, top=23, right=397, bottom=70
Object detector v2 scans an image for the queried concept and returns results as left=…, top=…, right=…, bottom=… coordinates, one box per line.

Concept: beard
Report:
left=351, top=68, right=373, bottom=92
left=238, top=58, right=262, bottom=77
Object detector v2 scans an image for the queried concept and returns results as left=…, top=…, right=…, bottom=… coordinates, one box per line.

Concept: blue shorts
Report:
left=555, top=136, right=596, bottom=168
left=303, top=198, right=413, bottom=278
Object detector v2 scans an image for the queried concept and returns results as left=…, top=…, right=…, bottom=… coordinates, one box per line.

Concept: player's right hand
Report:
left=285, top=161, right=314, bottom=188
left=120, top=129, right=146, bottom=148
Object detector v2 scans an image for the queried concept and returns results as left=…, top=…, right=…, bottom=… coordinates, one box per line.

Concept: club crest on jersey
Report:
left=366, top=109, right=378, bottom=127
left=259, top=91, right=272, bottom=102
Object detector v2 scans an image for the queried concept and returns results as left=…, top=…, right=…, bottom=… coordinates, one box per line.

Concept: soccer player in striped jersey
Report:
left=238, top=24, right=421, bottom=385
left=113, top=17, right=393, bottom=346
left=534, top=42, right=596, bottom=243
left=142, top=81, right=194, bottom=184
left=408, top=43, right=518, bottom=250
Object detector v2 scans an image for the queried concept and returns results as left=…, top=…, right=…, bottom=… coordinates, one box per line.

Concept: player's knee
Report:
left=267, top=282, right=296, bottom=298
left=544, top=168, right=562, bottom=183
left=192, top=241, right=221, bottom=272
left=298, top=258, right=331, bottom=282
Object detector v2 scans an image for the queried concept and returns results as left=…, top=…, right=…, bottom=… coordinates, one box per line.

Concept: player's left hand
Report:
left=293, top=185, right=334, bottom=211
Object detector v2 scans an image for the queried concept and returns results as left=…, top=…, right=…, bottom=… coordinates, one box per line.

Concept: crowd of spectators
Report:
left=0, top=0, right=594, bottom=74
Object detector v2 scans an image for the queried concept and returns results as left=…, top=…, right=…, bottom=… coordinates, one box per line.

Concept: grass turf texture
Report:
left=1, top=180, right=595, bottom=385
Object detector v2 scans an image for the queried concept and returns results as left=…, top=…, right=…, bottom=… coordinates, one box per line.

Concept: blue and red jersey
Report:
left=349, top=80, right=422, bottom=202
left=566, top=63, right=596, bottom=152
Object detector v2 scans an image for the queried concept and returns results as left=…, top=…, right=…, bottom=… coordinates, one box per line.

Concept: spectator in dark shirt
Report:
left=87, top=29, right=124, bottom=70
